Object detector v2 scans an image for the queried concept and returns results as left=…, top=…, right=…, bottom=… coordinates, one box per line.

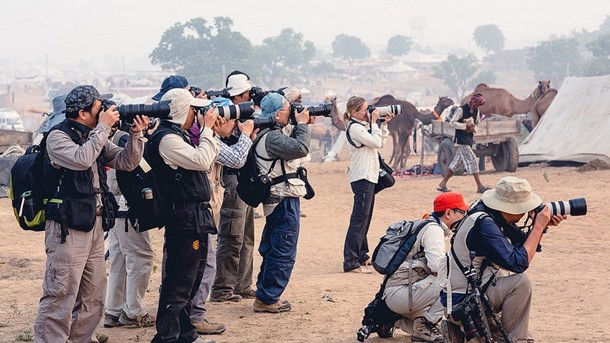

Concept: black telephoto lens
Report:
left=116, top=100, right=171, bottom=122
left=253, top=116, right=275, bottom=129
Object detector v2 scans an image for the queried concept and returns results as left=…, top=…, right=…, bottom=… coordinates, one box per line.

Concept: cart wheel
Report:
left=438, top=138, right=456, bottom=176
left=491, top=138, right=519, bottom=172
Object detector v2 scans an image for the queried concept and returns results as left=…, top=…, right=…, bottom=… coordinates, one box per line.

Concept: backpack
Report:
left=445, top=105, right=459, bottom=122
left=357, top=218, right=434, bottom=341
left=236, top=129, right=275, bottom=207
left=8, top=133, right=56, bottom=231
left=113, top=130, right=169, bottom=232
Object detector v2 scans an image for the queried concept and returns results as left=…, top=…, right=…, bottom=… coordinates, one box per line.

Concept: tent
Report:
left=519, top=75, right=610, bottom=164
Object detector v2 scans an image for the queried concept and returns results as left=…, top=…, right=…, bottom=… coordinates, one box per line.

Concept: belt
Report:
left=172, top=201, right=210, bottom=210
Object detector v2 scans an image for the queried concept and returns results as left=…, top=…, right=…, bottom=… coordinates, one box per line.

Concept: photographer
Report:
left=384, top=192, right=468, bottom=343
left=441, top=176, right=566, bottom=342
left=342, top=96, right=394, bottom=274
left=211, top=71, right=259, bottom=303
left=252, top=92, right=310, bottom=313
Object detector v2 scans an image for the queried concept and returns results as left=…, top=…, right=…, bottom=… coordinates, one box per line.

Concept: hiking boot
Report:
left=193, top=337, right=216, bottom=343
left=103, top=312, right=122, bottom=328
left=346, top=266, right=373, bottom=274
left=209, top=292, right=242, bottom=303
left=193, top=319, right=226, bottom=335
left=236, top=288, right=257, bottom=299
left=412, top=317, right=445, bottom=342
left=92, top=332, right=109, bottom=343
left=253, top=298, right=292, bottom=313
left=118, top=310, right=155, bottom=327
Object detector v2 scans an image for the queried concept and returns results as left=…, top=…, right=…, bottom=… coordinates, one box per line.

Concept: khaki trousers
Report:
left=486, top=273, right=533, bottom=343
left=105, top=218, right=154, bottom=318
left=384, top=275, right=445, bottom=326
left=34, top=218, right=106, bottom=343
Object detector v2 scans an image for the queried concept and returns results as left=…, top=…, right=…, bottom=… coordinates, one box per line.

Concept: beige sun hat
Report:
left=481, top=176, right=542, bottom=214
left=227, top=74, right=252, bottom=96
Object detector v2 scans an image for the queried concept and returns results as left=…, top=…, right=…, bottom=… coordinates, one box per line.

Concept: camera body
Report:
left=290, top=103, right=333, bottom=118
left=249, top=86, right=287, bottom=106
left=450, top=295, right=483, bottom=341
left=534, top=197, right=587, bottom=216
left=102, top=99, right=171, bottom=124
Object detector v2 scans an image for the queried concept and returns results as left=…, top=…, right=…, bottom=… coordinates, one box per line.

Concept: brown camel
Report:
left=372, top=94, right=440, bottom=170
left=529, top=88, right=557, bottom=128
left=461, top=80, right=551, bottom=117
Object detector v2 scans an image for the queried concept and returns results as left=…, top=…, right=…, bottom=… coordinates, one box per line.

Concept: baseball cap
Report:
left=152, top=75, right=189, bottom=101
left=64, top=85, right=111, bottom=113
left=434, top=192, right=469, bottom=213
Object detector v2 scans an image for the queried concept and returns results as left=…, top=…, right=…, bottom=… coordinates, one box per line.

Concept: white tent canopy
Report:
left=519, top=75, right=610, bottom=164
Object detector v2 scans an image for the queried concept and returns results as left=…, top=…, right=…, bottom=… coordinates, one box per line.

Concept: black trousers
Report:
left=152, top=230, right=208, bottom=343
left=343, top=179, right=376, bottom=272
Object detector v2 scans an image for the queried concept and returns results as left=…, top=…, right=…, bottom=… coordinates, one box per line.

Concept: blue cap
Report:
left=259, top=93, right=286, bottom=118
left=152, top=75, right=188, bottom=101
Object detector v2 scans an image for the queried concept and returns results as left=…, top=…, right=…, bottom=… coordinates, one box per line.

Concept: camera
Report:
left=249, top=86, right=287, bottom=106
left=534, top=197, right=587, bottom=216
left=193, top=101, right=256, bottom=121
left=450, top=297, right=481, bottom=341
left=290, top=103, right=333, bottom=118
left=102, top=99, right=171, bottom=123
left=367, top=104, right=402, bottom=117
left=253, top=116, right=276, bottom=129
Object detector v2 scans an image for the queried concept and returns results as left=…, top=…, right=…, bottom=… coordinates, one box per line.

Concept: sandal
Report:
left=436, top=186, right=450, bottom=193
left=476, top=185, right=492, bottom=194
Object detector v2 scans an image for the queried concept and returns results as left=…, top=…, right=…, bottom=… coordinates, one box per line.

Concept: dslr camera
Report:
left=367, top=104, right=402, bottom=118
left=190, top=86, right=233, bottom=99
left=450, top=295, right=485, bottom=341
left=533, top=197, right=587, bottom=216
left=249, top=86, right=287, bottom=106
left=102, top=99, right=171, bottom=123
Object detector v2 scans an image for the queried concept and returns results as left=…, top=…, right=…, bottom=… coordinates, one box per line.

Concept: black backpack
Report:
left=113, top=130, right=169, bottom=232
left=236, top=129, right=275, bottom=207
left=9, top=133, right=57, bottom=231
left=357, top=219, right=434, bottom=341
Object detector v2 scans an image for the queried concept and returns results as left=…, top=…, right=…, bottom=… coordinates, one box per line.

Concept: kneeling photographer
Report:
left=441, top=176, right=571, bottom=342
left=251, top=92, right=311, bottom=314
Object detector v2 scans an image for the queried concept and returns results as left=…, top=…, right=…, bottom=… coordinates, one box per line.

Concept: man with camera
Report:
left=383, top=192, right=469, bottom=343
left=211, top=71, right=259, bottom=302
left=148, top=88, right=219, bottom=343
left=251, top=92, right=311, bottom=313
left=34, top=85, right=147, bottom=342
left=441, top=176, right=566, bottom=342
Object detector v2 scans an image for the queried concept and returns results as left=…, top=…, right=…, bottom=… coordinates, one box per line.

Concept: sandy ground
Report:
left=0, top=156, right=609, bottom=343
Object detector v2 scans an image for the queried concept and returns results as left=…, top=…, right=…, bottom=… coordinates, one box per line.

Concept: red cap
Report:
left=434, top=192, right=469, bottom=212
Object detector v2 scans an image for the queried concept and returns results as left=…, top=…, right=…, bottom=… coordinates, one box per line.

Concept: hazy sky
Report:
left=1, top=0, right=608, bottom=73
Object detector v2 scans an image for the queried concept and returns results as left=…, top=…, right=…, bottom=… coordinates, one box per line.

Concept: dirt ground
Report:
left=0, top=156, right=609, bottom=343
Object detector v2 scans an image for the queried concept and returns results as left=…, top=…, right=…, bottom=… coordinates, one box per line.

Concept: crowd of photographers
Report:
left=32, top=74, right=576, bottom=343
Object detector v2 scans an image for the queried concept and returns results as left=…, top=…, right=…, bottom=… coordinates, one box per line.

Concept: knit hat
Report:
left=152, top=75, right=188, bottom=101
left=481, top=176, right=542, bottom=214
left=259, top=93, right=286, bottom=118
left=434, top=192, right=469, bottom=213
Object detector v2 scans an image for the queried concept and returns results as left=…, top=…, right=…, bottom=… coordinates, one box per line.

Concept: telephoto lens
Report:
left=534, top=197, right=587, bottom=216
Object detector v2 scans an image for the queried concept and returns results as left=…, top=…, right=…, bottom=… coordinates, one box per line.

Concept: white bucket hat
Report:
left=481, top=176, right=542, bottom=214
left=161, top=88, right=211, bottom=125
left=227, top=74, right=252, bottom=96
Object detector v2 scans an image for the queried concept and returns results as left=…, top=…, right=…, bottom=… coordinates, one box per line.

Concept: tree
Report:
left=432, top=54, right=479, bottom=99
left=332, top=34, right=370, bottom=63
left=254, top=28, right=316, bottom=83
left=150, top=17, right=255, bottom=86
left=386, top=35, right=413, bottom=58
left=527, top=38, right=582, bottom=87
left=473, top=25, right=505, bottom=56
left=586, top=34, right=610, bottom=58
left=584, top=34, right=610, bottom=76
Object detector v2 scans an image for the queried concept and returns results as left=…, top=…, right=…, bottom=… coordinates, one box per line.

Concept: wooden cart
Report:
left=426, top=116, right=521, bottom=175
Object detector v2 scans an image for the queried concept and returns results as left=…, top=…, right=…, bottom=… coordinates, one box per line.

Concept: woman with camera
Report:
left=342, top=96, right=394, bottom=274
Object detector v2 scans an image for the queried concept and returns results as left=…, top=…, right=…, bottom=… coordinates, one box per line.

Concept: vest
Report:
left=44, top=120, right=116, bottom=234
left=255, top=130, right=305, bottom=199
left=454, top=104, right=478, bottom=146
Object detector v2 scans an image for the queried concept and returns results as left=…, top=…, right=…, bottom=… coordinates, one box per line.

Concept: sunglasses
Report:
left=452, top=208, right=466, bottom=215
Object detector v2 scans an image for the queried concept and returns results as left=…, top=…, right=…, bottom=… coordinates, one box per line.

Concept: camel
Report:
left=461, top=80, right=551, bottom=117
left=372, top=95, right=443, bottom=170
left=529, top=88, right=557, bottom=129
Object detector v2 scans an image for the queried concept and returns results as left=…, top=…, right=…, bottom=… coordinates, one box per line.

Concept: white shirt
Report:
left=346, top=118, right=389, bottom=183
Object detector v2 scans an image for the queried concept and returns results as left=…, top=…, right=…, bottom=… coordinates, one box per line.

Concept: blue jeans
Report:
left=343, top=179, right=376, bottom=272
left=255, top=197, right=300, bottom=304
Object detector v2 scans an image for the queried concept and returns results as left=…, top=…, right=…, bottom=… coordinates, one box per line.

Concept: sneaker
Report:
left=118, top=311, right=155, bottom=327
left=346, top=266, right=373, bottom=274
left=236, top=288, right=257, bottom=299
left=412, top=317, right=445, bottom=342
left=192, top=319, right=226, bottom=335
left=93, top=332, right=109, bottom=343
left=209, top=292, right=242, bottom=303
left=103, top=312, right=122, bottom=328
left=253, top=298, right=292, bottom=313
left=193, top=337, right=216, bottom=343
